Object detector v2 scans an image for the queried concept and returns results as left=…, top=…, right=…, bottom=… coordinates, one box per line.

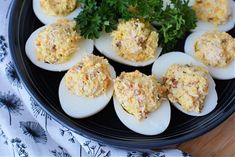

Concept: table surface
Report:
left=178, top=113, right=235, bottom=157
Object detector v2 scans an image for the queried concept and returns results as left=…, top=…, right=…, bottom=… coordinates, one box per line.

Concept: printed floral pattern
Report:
left=83, top=141, right=111, bottom=157
left=5, top=62, right=21, bottom=88
left=0, top=91, right=23, bottom=125
left=50, top=146, right=71, bottom=157
left=0, top=35, right=7, bottom=62
left=20, top=121, right=47, bottom=144
left=30, top=97, right=51, bottom=130
left=11, top=138, right=28, bottom=157
left=182, top=152, right=192, bottom=157
left=127, top=151, right=166, bottom=157
left=0, top=125, right=8, bottom=145
left=59, top=128, right=75, bottom=143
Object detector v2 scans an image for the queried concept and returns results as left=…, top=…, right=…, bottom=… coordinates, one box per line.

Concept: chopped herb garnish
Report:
left=75, top=0, right=197, bottom=51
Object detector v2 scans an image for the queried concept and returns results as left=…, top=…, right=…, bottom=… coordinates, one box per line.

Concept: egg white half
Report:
left=25, top=26, right=94, bottom=72
left=189, top=0, right=235, bottom=32
left=33, top=0, right=82, bottom=24
left=152, top=52, right=218, bottom=116
left=113, top=96, right=171, bottom=135
left=59, top=65, right=116, bottom=118
left=185, top=31, right=235, bottom=80
left=95, top=32, right=162, bottom=67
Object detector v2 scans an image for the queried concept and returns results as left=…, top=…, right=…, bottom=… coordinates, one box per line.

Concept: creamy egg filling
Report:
left=164, top=64, right=209, bottom=113
left=35, top=19, right=80, bottom=64
left=192, top=0, right=231, bottom=25
left=40, top=0, right=78, bottom=16
left=111, top=19, right=159, bottom=62
left=65, top=55, right=111, bottom=98
left=194, top=31, right=235, bottom=67
left=114, top=70, right=165, bottom=120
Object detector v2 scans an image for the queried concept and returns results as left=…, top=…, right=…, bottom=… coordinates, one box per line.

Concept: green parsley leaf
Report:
left=75, top=0, right=197, bottom=51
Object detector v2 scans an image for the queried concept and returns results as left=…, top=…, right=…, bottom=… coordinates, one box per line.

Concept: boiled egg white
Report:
left=33, top=0, right=82, bottom=24
left=25, top=25, right=94, bottom=72
left=113, top=96, right=171, bottom=135
left=94, top=32, right=162, bottom=67
left=188, top=0, right=235, bottom=32
left=184, top=31, right=235, bottom=80
left=152, top=52, right=218, bottom=116
left=58, top=64, right=116, bottom=118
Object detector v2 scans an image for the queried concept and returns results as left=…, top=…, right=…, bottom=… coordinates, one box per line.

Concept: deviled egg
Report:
left=95, top=19, right=162, bottom=67
left=185, top=30, right=235, bottom=79
left=152, top=52, right=218, bottom=116
left=33, top=0, right=82, bottom=24
left=59, top=54, right=116, bottom=118
left=25, top=19, right=94, bottom=71
left=113, top=70, right=171, bottom=135
left=189, top=0, right=235, bottom=32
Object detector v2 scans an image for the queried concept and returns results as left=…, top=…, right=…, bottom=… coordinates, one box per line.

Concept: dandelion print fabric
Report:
left=0, top=1, right=190, bottom=157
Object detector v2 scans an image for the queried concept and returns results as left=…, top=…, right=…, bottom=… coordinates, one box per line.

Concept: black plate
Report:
left=9, top=0, right=235, bottom=150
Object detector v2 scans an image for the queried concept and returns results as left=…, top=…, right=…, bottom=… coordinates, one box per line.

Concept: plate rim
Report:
left=8, top=0, right=235, bottom=150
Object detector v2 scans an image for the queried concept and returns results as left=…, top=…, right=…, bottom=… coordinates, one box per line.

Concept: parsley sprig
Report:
left=75, top=0, right=197, bottom=51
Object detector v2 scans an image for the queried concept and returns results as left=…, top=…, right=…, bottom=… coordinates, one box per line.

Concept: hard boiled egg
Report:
left=58, top=55, right=116, bottom=118
left=25, top=25, right=94, bottom=72
left=113, top=97, right=170, bottom=135
left=33, top=0, right=82, bottom=24
left=95, top=32, right=162, bottom=67
left=113, top=70, right=171, bottom=135
left=95, top=19, right=162, bottom=67
left=152, top=52, right=218, bottom=116
left=188, top=0, right=235, bottom=32
left=184, top=31, right=235, bottom=80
